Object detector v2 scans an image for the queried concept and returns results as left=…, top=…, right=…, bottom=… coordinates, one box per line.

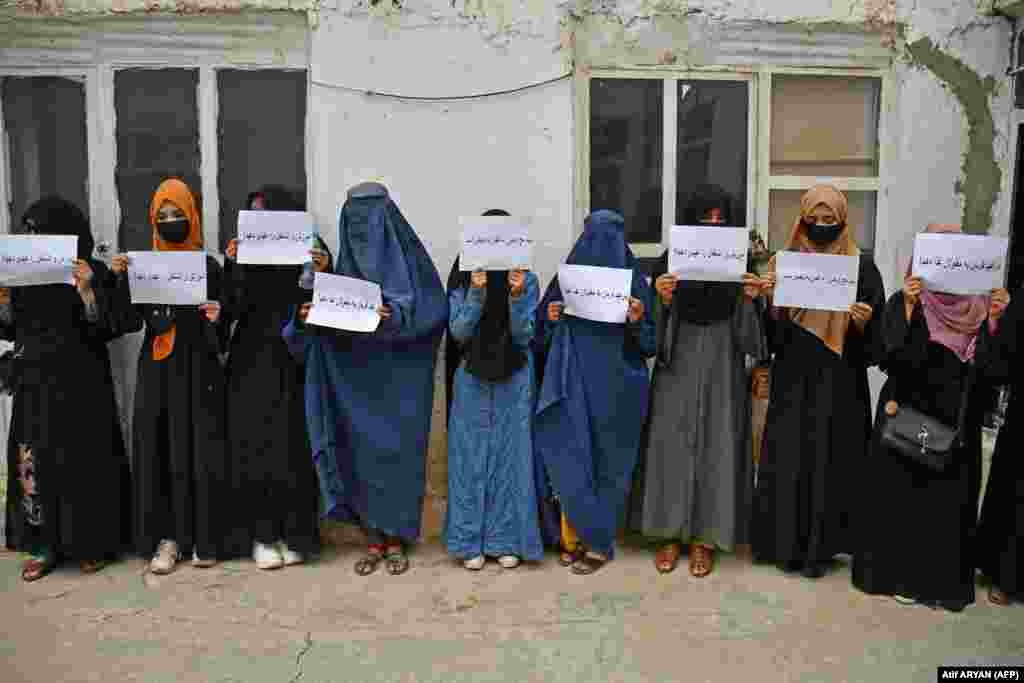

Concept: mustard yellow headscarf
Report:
left=769, top=184, right=860, bottom=356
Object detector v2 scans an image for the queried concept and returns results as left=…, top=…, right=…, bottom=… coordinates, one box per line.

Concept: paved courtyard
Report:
left=2, top=538, right=1022, bottom=683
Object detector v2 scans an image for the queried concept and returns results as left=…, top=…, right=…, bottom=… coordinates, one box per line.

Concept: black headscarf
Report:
left=663, top=184, right=742, bottom=326
left=22, top=196, right=94, bottom=260
left=15, top=197, right=97, bottom=322
left=444, top=209, right=528, bottom=418
left=238, top=185, right=330, bottom=305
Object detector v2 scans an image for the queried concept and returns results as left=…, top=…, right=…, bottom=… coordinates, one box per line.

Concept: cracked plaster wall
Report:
left=0, top=1, right=1015, bottom=542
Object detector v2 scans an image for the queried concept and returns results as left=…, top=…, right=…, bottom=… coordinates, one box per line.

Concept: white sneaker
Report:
left=277, top=541, right=304, bottom=567
left=463, top=555, right=485, bottom=571
left=150, top=539, right=179, bottom=575
left=498, top=555, right=520, bottom=569
left=192, top=550, right=218, bottom=569
left=254, top=542, right=284, bottom=570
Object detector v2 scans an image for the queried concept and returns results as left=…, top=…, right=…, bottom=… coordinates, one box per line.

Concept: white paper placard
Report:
left=912, top=233, right=1008, bottom=295
left=306, top=272, right=382, bottom=333
left=459, top=216, right=534, bottom=271
left=236, top=210, right=315, bottom=265
left=126, top=251, right=208, bottom=305
left=668, top=225, right=748, bottom=282
left=0, top=235, right=77, bottom=287
left=559, top=264, right=632, bottom=324
left=774, top=251, right=859, bottom=312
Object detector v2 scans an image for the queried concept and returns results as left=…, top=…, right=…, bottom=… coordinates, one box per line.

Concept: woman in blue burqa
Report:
left=534, top=209, right=656, bottom=574
left=284, top=182, right=447, bottom=576
left=444, top=209, right=544, bottom=571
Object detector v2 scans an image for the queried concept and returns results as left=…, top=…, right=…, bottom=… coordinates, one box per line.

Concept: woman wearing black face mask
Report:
left=751, top=184, right=885, bottom=579
left=109, top=178, right=229, bottom=575
left=3, top=197, right=131, bottom=582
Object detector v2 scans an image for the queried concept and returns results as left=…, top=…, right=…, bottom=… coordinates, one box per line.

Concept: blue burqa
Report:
left=284, top=183, right=447, bottom=542
left=534, top=210, right=656, bottom=558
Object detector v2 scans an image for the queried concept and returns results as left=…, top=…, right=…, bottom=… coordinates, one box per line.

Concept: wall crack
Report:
left=905, top=36, right=1002, bottom=234
left=288, top=631, right=314, bottom=683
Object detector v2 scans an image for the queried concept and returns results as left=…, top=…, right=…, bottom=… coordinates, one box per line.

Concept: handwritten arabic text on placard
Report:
left=126, top=251, right=208, bottom=306
left=559, top=264, right=632, bottom=324
left=237, top=210, right=315, bottom=266
left=912, top=233, right=1008, bottom=296
left=306, top=272, right=382, bottom=332
left=459, top=216, right=534, bottom=271
left=774, top=251, right=859, bottom=313
left=0, top=235, right=78, bottom=287
left=668, top=225, right=748, bottom=282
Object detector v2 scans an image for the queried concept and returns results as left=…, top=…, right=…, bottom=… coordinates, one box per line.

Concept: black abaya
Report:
left=752, top=255, right=885, bottom=575
left=3, top=265, right=131, bottom=561
left=977, top=289, right=1024, bottom=598
left=220, top=259, right=320, bottom=558
left=111, top=256, right=229, bottom=559
left=852, top=293, right=990, bottom=611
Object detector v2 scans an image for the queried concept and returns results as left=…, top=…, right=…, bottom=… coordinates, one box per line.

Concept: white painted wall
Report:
left=309, top=6, right=576, bottom=288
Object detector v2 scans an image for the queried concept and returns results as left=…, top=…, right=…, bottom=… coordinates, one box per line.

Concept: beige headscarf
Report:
left=769, top=184, right=860, bottom=356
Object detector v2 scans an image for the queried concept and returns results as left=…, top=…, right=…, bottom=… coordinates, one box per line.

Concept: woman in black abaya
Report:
left=3, top=197, right=131, bottom=581
left=221, top=186, right=328, bottom=569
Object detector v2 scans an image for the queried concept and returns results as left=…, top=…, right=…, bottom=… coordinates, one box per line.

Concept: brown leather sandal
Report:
left=689, top=544, right=714, bottom=578
left=570, top=552, right=607, bottom=575
left=655, top=543, right=682, bottom=574
left=354, top=545, right=384, bottom=576
left=22, top=556, right=56, bottom=582
left=80, top=559, right=110, bottom=575
left=988, top=586, right=1011, bottom=606
left=384, top=545, right=409, bottom=576
left=559, top=546, right=584, bottom=567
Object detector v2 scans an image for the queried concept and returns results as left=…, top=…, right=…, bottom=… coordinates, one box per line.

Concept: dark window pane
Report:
left=590, top=79, right=663, bottom=244
left=2, top=76, right=89, bottom=231
left=675, top=80, right=748, bottom=227
left=115, top=69, right=200, bottom=251
left=217, top=69, right=307, bottom=251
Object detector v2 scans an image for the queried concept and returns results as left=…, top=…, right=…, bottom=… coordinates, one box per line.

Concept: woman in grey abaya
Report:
left=631, top=188, right=766, bottom=576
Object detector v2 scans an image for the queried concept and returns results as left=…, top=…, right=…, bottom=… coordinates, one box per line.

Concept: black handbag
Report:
left=879, top=366, right=973, bottom=471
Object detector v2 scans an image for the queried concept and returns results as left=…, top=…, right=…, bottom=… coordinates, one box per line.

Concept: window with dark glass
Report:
left=115, top=68, right=200, bottom=251
left=2, top=76, right=89, bottom=231
left=590, top=78, right=663, bottom=244
left=217, top=69, right=307, bottom=251
left=675, top=80, right=749, bottom=227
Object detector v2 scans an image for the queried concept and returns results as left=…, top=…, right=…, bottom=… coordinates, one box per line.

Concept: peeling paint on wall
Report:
left=905, top=35, right=1002, bottom=234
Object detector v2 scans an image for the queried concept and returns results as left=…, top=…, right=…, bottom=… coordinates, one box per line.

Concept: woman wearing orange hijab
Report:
left=110, top=178, right=228, bottom=575
left=752, top=184, right=886, bottom=579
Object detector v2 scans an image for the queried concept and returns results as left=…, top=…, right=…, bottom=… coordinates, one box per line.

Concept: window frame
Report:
left=0, top=67, right=93, bottom=237
left=0, top=16, right=311, bottom=256
left=576, top=65, right=892, bottom=257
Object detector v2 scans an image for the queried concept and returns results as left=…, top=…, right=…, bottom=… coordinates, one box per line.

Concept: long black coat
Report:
left=110, top=255, right=229, bottom=559
left=3, top=263, right=131, bottom=560
left=752, top=255, right=885, bottom=574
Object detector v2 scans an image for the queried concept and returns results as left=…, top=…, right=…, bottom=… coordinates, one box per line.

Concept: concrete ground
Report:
left=2, top=540, right=1022, bottom=683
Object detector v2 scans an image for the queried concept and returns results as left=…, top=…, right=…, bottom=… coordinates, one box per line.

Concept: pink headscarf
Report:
left=909, top=223, right=990, bottom=362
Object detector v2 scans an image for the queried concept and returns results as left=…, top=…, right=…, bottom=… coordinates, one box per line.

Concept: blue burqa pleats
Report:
left=284, top=183, right=447, bottom=542
left=533, top=210, right=656, bottom=558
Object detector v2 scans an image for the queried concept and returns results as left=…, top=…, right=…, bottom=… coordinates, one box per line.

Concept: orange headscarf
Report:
left=769, top=184, right=860, bottom=356
left=149, top=179, right=203, bottom=360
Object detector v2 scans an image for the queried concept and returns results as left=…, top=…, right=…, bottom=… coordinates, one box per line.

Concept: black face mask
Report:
left=158, top=219, right=191, bottom=244
left=804, top=220, right=843, bottom=246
